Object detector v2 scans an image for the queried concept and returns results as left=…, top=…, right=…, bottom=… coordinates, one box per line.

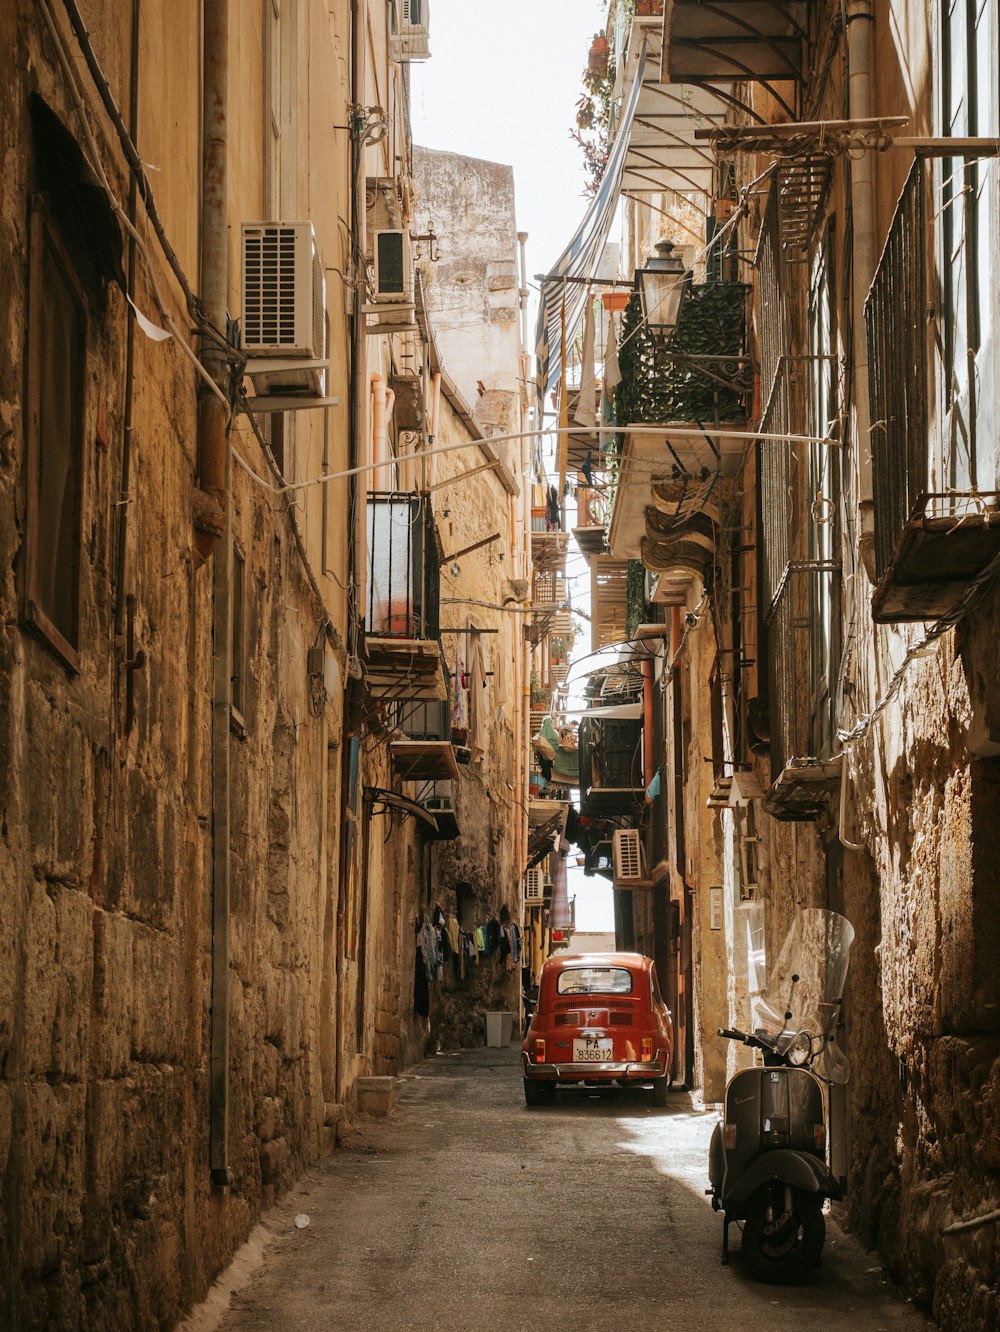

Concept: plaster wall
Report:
left=412, top=148, right=523, bottom=409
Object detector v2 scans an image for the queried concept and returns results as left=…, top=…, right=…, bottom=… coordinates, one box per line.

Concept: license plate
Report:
left=574, top=1037, right=612, bottom=1062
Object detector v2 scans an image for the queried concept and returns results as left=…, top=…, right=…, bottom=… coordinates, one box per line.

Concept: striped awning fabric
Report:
left=534, top=44, right=648, bottom=416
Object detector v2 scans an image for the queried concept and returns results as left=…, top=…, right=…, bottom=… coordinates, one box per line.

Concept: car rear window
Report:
left=555, top=967, right=633, bottom=996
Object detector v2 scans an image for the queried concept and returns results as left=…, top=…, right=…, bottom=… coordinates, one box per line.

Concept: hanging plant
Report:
left=572, top=34, right=616, bottom=198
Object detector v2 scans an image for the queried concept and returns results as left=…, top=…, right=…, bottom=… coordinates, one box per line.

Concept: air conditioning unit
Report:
left=612, top=828, right=648, bottom=886
left=524, top=867, right=545, bottom=905
left=390, top=0, right=431, bottom=61
left=373, top=228, right=413, bottom=304
left=241, top=221, right=326, bottom=394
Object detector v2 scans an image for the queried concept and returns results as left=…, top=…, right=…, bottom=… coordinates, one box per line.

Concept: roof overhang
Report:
left=389, top=739, right=461, bottom=781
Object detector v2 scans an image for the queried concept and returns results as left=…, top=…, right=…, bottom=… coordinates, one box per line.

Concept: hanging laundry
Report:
left=451, top=650, right=469, bottom=731
left=468, top=634, right=487, bottom=764
left=445, top=915, right=460, bottom=956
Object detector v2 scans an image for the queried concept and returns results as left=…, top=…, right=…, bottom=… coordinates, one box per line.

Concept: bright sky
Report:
left=411, top=3, right=616, bottom=933
left=410, top=0, right=606, bottom=617
left=409, top=0, right=607, bottom=295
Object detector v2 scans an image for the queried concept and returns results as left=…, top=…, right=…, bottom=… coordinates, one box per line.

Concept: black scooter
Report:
left=708, top=909, right=854, bottom=1284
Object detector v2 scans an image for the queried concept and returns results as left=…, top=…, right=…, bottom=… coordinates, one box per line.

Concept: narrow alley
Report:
left=199, top=1047, right=929, bottom=1332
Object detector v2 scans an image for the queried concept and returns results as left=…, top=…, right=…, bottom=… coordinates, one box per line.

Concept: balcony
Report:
left=419, top=779, right=460, bottom=841
left=365, top=492, right=446, bottom=701
left=617, top=283, right=751, bottom=429
left=868, top=160, right=1000, bottom=622
left=390, top=699, right=460, bottom=783
left=578, top=714, right=646, bottom=816
left=761, top=560, right=842, bottom=821
left=531, top=507, right=569, bottom=574
left=572, top=483, right=609, bottom=558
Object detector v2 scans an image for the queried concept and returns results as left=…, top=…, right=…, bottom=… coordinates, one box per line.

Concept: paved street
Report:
left=195, top=1046, right=933, bottom=1332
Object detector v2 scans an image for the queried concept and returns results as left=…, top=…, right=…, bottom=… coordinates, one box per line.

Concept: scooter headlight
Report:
left=786, top=1032, right=812, bottom=1066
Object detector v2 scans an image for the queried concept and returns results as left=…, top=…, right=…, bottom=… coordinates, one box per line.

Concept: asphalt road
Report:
left=199, top=1045, right=933, bottom=1332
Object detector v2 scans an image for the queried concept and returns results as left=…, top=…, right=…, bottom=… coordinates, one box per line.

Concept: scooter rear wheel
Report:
left=742, top=1187, right=825, bottom=1284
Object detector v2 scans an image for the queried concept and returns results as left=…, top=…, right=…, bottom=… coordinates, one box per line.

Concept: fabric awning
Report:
left=579, top=701, right=643, bottom=720
left=534, top=44, right=648, bottom=413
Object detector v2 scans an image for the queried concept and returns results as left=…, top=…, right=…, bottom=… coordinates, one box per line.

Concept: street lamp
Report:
left=635, top=240, right=689, bottom=338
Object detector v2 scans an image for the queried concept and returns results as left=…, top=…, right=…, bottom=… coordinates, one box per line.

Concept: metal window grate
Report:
left=866, top=159, right=928, bottom=580
left=366, top=492, right=439, bottom=640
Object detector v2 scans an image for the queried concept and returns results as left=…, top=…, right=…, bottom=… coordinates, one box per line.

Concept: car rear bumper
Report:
left=522, top=1052, right=669, bottom=1082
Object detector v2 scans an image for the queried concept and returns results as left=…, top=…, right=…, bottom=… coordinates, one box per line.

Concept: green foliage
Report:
left=573, top=38, right=616, bottom=198
left=615, top=282, right=751, bottom=426
left=626, top=560, right=647, bottom=640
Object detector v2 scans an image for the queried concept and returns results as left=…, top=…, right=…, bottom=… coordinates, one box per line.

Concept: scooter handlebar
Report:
left=717, top=1027, right=748, bottom=1042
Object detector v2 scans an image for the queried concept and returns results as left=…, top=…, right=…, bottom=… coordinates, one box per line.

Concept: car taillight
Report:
left=534, top=1039, right=546, bottom=1062
left=814, top=1123, right=827, bottom=1151
left=724, top=1122, right=737, bottom=1150
left=641, top=1037, right=653, bottom=1061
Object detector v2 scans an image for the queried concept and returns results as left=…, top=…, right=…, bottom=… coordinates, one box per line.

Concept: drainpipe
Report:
left=642, top=658, right=654, bottom=792
left=351, top=0, right=369, bottom=624
left=847, top=0, right=877, bottom=581
left=194, top=0, right=230, bottom=564
left=201, top=0, right=233, bottom=1187
left=429, top=370, right=442, bottom=490
left=517, top=230, right=529, bottom=355
left=371, top=372, right=389, bottom=491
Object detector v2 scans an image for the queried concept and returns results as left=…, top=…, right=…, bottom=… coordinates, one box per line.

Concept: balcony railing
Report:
left=616, top=283, right=752, bottom=428
left=365, top=492, right=445, bottom=700
left=868, top=159, right=1000, bottom=621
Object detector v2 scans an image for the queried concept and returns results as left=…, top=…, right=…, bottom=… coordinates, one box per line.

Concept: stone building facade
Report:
left=583, top=0, right=1000, bottom=1324
left=0, top=2, right=528, bottom=1326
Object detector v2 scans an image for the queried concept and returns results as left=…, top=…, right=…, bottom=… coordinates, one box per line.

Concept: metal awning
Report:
left=663, top=1, right=811, bottom=102
left=614, top=15, right=729, bottom=198
left=578, top=701, right=643, bottom=720
left=364, top=787, right=439, bottom=832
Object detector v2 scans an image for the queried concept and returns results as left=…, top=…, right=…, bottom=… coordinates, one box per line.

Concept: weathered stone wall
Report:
left=0, top=2, right=363, bottom=1326
left=840, top=597, right=1000, bottom=1326
left=407, top=391, right=521, bottom=1049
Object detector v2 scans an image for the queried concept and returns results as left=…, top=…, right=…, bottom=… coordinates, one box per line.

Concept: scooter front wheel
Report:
left=742, top=1187, right=825, bottom=1284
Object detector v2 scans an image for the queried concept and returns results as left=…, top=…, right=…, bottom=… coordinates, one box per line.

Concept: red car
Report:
left=521, top=951, right=674, bottom=1106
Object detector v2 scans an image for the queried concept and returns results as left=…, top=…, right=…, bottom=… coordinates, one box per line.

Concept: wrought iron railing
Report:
left=366, top=492, right=440, bottom=639
left=615, top=281, right=752, bottom=427
left=866, top=158, right=928, bottom=580
left=763, top=560, right=841, bottom=776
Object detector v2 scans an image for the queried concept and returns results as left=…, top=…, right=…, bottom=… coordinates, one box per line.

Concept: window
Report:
left=23, top=200, right=87, bottom=670
left=556, top=966, right=633, bottom=996
left=939, top=0, right=997, bottom=489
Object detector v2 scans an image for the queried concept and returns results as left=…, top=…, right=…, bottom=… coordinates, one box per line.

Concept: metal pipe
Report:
left=351, top=0, right=369, bottom=623
left=371, top=372, right=389, bottom=491
left=194, top=0, right=230, bottom=564
left=114, top=0, right=141, bottom=643
left=202, top=0, right=232, bottom=1187
left=642, top=658, right=654, bottom=791
left=517, top=230, right=529, bottom=353
left=847, top=0, right=877, bottom=579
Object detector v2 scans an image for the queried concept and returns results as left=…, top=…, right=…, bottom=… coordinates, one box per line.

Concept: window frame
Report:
left=23, top=196, right=87, bottom=673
